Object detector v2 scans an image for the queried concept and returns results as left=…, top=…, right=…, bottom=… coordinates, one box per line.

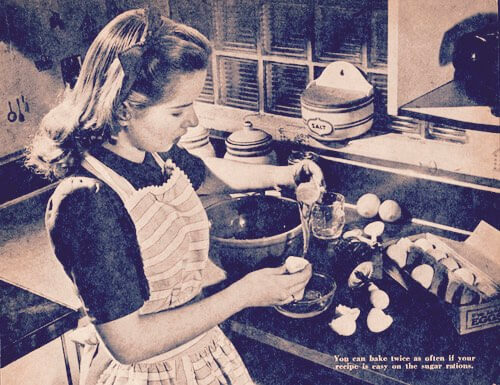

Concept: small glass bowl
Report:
left=275, top=272, right=337, bottom=318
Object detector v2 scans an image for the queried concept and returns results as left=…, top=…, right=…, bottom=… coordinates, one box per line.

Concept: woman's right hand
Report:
left=233, top=263, right=313, bottom=308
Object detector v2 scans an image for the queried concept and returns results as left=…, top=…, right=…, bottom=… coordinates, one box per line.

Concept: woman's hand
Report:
left=291, top=159, right=325, bottom=189
left=233, top=263, right=313, bottom=308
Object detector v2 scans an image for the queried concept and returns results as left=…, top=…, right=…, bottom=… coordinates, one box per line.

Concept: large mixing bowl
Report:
left=206, top=195, right=303, bottom=281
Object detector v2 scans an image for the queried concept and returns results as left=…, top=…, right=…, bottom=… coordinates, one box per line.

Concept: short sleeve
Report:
left=46, top=177, right=148, bottom=324
left=160, top=146, right=206, bottom=190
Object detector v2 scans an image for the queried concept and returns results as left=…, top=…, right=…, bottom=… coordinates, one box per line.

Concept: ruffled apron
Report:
left=69, top=152, right=253, bottom=385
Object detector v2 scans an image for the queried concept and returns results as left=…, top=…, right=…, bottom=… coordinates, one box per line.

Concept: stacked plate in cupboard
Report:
left=383, top=232, right=500, bottom=335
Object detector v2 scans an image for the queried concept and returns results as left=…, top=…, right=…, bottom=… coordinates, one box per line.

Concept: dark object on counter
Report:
left=206, top=195, right=302, bottom=281
left=453, top=23, right=499, bottom=116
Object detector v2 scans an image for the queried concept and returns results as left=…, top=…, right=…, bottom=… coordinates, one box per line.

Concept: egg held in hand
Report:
left=296, top=181, right=321, bottom=206
left=285, top=256, right=309, bottom=274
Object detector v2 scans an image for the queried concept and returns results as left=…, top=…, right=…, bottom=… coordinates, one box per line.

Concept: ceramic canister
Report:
left=178, top=126, right=216, bottom=158
left=301, top=61, right=374, bottom=142
left=224, top=121, right=277, bottom=165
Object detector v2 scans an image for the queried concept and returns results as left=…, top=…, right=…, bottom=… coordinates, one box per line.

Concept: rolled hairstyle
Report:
left=26, top=8, right=211, bottom=179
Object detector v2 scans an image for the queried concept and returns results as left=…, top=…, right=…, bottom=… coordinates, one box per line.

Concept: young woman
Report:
left=27, top=8, right=323, bottom=385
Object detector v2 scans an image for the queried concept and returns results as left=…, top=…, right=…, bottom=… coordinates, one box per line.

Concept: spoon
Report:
left=16, top=98, right=25, bottom=122
left=364, top=221, right=385, bottom=245
left=343, top=228, right=374, bottom=246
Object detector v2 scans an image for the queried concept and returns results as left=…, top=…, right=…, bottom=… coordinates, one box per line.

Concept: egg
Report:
left=378, top=200, right=402, bottom=222
left=356, top=193, right=381, bottom=218
left=285, top=256, right=309, bottom=274
left=296, top=181, right=321, bottom=205
left=329, top=316, right=357, bottom=336
left=396, top=237, right=414, bottom=253
left=367, top=308, right=393, bottom=333
left=386, top=244, right=407, bottom=268
left=453, top=268, right=475, bottom=286
left=476, top=281, right=498, bottom=298
left=427, top=248, right=448, bottom=262
left=441, top=257, right=460, bottom=271
left=411, top=264, right=434, bottom=289
left=414, top=238, right=434, bottom=252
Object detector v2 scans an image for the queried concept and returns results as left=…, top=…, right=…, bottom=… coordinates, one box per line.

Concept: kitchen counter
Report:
left=0, top=174, right=497, bottom=383
left=217, top=212, right=499, bottom=385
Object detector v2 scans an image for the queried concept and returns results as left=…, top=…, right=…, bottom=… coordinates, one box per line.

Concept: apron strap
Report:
left=81, top=153, right=137, bottom=202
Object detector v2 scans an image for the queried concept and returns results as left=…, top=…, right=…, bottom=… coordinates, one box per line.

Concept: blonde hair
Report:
left=26, top=8, right=211, bottom=179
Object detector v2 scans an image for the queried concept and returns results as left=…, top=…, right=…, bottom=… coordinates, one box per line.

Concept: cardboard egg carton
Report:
left=383, top=225, right=500, bottom=334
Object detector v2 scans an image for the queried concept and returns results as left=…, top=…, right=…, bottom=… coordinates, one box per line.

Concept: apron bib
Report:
left=69, top=152, right=253, bottom=385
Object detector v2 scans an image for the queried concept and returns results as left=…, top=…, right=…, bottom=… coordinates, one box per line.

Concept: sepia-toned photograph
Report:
left=0, top=1, right=498, bottom=384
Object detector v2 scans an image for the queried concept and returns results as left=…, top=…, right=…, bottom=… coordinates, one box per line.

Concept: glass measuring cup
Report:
left=310, top=191, right=345, bottom=240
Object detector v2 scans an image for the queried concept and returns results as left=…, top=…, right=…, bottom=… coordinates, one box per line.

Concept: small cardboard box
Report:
left=383, top=227, right=500, bottom=335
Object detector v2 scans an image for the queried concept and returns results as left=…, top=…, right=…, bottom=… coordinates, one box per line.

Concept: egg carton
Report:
left=382, top=233, right=500, bottom=334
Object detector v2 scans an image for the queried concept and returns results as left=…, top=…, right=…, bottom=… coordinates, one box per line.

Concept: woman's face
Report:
left=124, top=69, right=207, bottom=153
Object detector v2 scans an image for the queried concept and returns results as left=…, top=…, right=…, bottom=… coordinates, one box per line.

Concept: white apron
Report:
left=68, top=152, right=253, bottom=385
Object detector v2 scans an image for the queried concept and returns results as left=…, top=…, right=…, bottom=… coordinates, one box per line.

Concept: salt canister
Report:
left=301, top=61, right=374, bottom=142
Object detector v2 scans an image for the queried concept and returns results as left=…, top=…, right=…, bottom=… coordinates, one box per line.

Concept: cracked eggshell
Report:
left=370, top=289, right=390, bottom=310
left=440, top=257, right=460, bottom=271
left=453, top=267, right=475, bottom=286
left=414, top=238, right=434, bottom=252
left=367, top=308, right=393, bottom=333
left=329, top=315, right=357, bottom=336
left=335, top=305, right=361, bottom=321
left=347, top=261, right=374, bottom=288
left=285, top=256, right=309, bottom=273
left=411, top=264, right=434, bottom=289
left=396, top=237, right=414, bottom=253
left=386, top=244, right=407, bottom=268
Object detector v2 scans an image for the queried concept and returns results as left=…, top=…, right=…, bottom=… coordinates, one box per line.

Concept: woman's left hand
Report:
left=291, top=159, right=325, bottom=189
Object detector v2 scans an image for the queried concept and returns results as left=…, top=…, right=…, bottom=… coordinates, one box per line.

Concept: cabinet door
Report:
left=1, top=332, right=79, bottom=385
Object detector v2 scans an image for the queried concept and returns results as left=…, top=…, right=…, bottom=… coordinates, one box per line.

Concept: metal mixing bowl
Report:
left=206, top=195, right=303, bottom=281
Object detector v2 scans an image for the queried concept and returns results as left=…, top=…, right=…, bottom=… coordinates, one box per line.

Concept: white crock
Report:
left=224, top=121, right=277, bottom=165
left=178, top=126, right=216, bottom=158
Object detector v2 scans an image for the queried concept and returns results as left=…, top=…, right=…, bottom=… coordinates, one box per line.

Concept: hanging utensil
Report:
left=7, top=102, right=17, bottom=122
left=22, top=95, right=29, bottom=113
left=16, top=98, right=25, bottom=122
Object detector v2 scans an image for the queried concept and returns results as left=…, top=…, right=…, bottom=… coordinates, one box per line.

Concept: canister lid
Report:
left=179, top=126, right=210, bottom=144
left=226, top=121, right=272, bottom=148
left=301, top=83, right=373, bottom=109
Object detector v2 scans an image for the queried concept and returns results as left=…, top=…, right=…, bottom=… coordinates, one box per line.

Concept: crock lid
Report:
left=179, top=126, right=209, bottom=144
left=226, top=121, right=272, bottom=148
left=301, top=84, right=373, bottom=109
